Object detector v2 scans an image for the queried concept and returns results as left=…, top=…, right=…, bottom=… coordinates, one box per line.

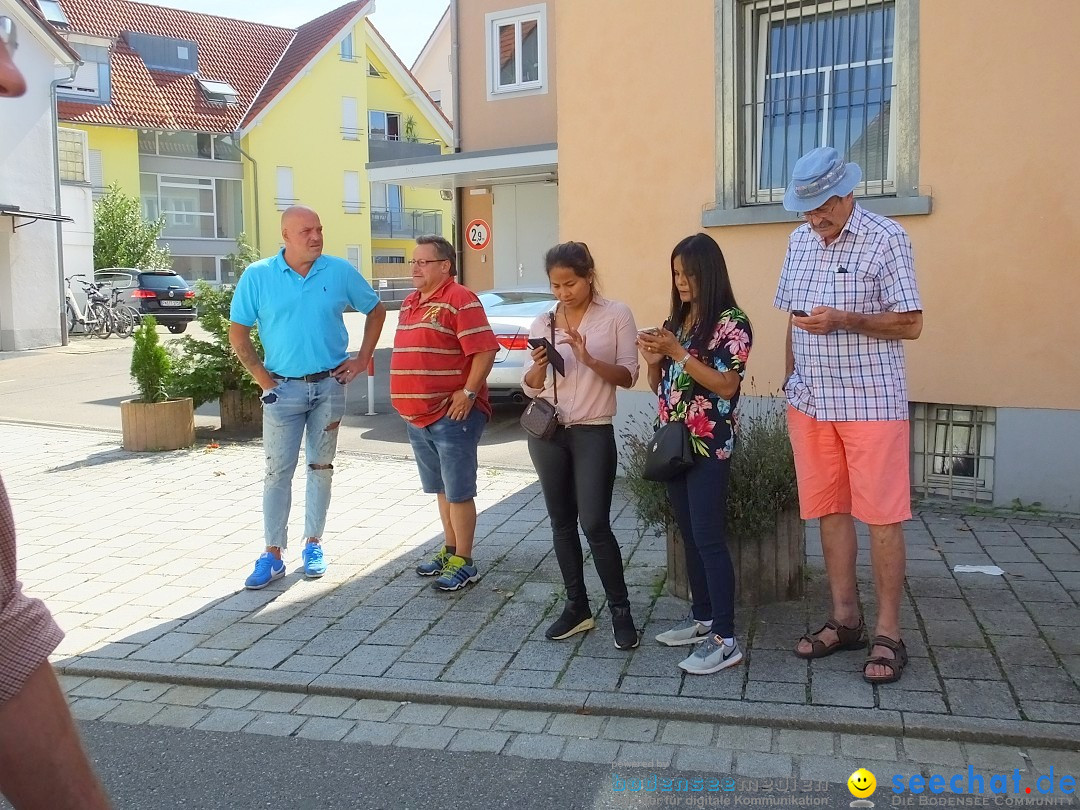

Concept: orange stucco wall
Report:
left=458, top=0, right=557, bottom=151
left=556, top=0, right=1080, bottom=410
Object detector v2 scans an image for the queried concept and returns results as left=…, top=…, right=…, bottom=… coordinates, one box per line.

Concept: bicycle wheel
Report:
left=113, top=306, right=136, bottom=338
left=87, top=302, right=111, bottom=338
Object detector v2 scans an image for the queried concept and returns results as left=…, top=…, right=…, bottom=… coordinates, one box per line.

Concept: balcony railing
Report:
left=370, top=207, right=443, bottom=240
left=367, top=136, right=442, bottom=162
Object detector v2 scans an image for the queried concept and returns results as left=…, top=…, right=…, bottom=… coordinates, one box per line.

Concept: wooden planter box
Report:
left=120, top=398, right=195, bottom=451
left=666, top=506, right=804, bottom=605
left=220, top=390, right=262, bottom=431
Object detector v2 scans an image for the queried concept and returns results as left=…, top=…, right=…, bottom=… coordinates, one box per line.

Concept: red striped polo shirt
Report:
left=391, top=279, right=499, bottom=428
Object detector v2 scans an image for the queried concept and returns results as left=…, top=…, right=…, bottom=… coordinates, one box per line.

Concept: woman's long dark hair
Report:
left=667, top=233, right=740, bottom=350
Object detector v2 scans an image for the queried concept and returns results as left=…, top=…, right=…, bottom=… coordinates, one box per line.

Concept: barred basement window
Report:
left=912, top=404, right=996, bottom=503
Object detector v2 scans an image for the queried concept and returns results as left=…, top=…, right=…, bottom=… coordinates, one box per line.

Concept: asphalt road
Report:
left=0, top=314, right=533, bottom=470
left=0, top=721, right=852, bottom=810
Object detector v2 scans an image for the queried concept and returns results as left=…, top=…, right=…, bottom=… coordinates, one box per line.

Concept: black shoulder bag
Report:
left=519, top=311, right=559, bottom=440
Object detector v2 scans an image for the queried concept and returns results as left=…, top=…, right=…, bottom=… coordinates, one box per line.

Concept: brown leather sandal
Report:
left=862, top=636, right=908, bottom=684
left=794, top=617, right=867, bottom=660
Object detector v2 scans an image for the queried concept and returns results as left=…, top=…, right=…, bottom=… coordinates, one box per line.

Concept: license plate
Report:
left=159, top=300, right=182, bottom=307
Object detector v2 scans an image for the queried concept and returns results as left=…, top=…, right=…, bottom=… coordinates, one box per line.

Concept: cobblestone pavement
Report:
left=2, top=422, right=1078, bottom=750
left=56, top=674, right=1080, bottom=792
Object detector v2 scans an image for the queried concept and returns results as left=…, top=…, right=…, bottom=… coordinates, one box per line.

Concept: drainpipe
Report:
left=52, top=62, right=80, bottom=346
left=231, top=133, right=260, bottom=257
left=450, top=0, right=464, bottom=281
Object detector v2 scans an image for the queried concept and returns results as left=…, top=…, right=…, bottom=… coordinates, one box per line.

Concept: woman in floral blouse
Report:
left=637, top=233, right=752, bottom=676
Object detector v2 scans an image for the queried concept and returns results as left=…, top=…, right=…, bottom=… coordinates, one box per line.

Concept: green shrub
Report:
left=620, top=398, right=799, bottom=541
left=130, top=316, right=171, bottom=403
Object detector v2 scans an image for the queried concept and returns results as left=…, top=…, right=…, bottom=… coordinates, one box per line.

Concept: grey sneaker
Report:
left=655, top=615, right=712, bottom=647
left=677, top=635, right=743, bottom=675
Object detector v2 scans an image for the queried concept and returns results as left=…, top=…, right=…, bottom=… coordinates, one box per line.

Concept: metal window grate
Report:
left=741, top=0, right=897, bottom=206
left=912, top=403, right=996, bottom=504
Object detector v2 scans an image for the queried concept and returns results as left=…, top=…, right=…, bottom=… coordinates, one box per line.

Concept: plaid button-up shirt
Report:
left=0, top=475, right=63, bottom=703
left=773, top=204, right=922, bottom=422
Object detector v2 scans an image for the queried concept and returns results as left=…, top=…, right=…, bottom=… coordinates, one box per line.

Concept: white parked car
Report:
left=479, top=287, right=557, bottom=402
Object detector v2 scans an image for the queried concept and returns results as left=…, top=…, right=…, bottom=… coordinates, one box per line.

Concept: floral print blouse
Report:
left=656, top=307, right=752, bottom=460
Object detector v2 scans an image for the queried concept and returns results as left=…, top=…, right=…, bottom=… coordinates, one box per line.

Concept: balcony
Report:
left=370, top=207, right=443, bottom=240
left=368, top=136, right=442, bottom=163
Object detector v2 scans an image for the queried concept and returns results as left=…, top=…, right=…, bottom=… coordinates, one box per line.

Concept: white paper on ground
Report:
left=952, top=564, right=1005, bottom=576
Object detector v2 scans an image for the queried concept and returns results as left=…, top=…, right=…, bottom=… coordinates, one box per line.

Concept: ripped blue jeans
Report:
left=261, top=376, right=345, bottom=550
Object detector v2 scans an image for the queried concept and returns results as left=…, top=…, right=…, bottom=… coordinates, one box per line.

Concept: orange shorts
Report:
left=786, top=406, right=911, bottom=526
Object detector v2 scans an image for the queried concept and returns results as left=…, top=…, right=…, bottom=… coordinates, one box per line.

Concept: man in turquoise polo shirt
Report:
left=230, top=205, right=386, bottom=589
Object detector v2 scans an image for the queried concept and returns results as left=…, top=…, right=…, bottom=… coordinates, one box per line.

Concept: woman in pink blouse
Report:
left=522, top=242, right=641, bottom=650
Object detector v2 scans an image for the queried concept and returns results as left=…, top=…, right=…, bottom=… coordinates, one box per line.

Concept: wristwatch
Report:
left=463, top=387, right=477, bottom=401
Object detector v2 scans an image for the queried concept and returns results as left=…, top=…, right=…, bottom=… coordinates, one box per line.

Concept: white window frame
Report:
left=276, top=167, right=295, bottom=211
left=57, top=61, right=101, bottom=99
left=343, top=171, right=362, bottom=214
left=705, top=0, right=928, bottom=227
left=747, top=0, right=897, bottom=203
left=368, top=110, right=401, bottom=141
left=342, top=97, right=360, bottom=140
left=485, top=4, right=548, bottom=100
left=341, top=32, right=355, bottom=61
left=89, top=149, right=104, bottom=199
left=158, top=175, right=215, bottom=236
left=346, top=245, right=362, bottom=271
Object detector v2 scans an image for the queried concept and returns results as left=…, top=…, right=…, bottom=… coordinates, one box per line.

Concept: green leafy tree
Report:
left=130, top=316, right=171, bottom=403
left=93, top=182, right=171, bottom=271
left=169, top=235, right=264, bottom=407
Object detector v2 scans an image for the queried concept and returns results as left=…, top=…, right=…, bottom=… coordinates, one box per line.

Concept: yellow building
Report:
left=49, top=0, right=452, bottom=300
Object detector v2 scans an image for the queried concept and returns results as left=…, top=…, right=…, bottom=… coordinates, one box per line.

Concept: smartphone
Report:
left=527, top=336, right=565, bottom=376
left=791, top=309, right=809, bottom=318
left=637, top=327, right=660, bottom=337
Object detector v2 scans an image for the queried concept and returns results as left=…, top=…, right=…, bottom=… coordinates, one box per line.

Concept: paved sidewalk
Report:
left=3, top=422, right=1078, bottom=748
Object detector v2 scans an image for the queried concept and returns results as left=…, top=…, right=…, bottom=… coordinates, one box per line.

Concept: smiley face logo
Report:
left=848, top=768, right=876, bottom=798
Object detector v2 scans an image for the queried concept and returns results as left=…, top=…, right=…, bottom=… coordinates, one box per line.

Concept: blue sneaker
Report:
left=416, top=546, right=452, bottom=577
left=432, top=555, right=479, bottom=591
left=301, top=542, right=327, bottom=578
left=245, top=552, right=285, bottom=590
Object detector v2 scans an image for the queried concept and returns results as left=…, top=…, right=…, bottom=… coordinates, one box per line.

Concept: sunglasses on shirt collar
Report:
left=0, top=17, right=16, bottom=54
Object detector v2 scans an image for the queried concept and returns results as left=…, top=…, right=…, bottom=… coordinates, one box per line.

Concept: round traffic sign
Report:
left=465, top=219, right=491, bottom=251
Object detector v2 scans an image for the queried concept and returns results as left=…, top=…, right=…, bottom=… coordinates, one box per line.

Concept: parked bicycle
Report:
left=64, top=274, right=112, bottom=338
left=107, top=286, right=140, bottom=338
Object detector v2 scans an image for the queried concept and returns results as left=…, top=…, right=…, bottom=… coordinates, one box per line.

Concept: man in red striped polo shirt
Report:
left=391, top=235, right=498, bottom=591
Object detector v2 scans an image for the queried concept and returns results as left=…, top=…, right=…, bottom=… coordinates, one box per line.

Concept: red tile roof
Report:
left=241, top=1, right=369, bottom=129
left=55, top=0, right=294, bottom=132
left=13, top=0, right=82, bottom=61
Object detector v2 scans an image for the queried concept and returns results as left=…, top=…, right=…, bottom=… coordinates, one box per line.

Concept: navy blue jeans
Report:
left=666, top=455, right=735, bottom=637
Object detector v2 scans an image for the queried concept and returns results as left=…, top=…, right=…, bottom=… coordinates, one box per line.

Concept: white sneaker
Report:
left=678, top=635, right=743, bottom=675
left=655, top=615, right=712, bottom=646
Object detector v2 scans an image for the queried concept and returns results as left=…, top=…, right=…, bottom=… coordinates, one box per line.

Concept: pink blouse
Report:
left=521, top=296, right=639, bottom=425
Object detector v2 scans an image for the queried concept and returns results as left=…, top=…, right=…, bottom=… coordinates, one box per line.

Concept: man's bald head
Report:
left=280, top=206, right=324, bottom=267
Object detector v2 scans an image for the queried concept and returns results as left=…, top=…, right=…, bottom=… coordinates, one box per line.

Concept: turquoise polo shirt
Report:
left=230, top=249, right=380, bottom=378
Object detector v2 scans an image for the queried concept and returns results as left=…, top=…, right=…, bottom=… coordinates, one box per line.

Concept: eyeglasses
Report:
left=802, top=195, right=844, bottom=221
left=407, top=258, right=448, bottom=268
left=0, top=17, right=17, bottom=54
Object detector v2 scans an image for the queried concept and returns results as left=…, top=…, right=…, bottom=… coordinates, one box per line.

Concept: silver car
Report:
left=480, top=287, right=557, bottom=402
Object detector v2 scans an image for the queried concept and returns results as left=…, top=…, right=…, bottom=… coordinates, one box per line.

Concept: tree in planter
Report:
left=93, top=183, right=170, bottom=271
left=620, top=397, right=802, bottom=605
left=122, top=316, right=194, bottom=450
left=168, top=235, right=264, bottom=430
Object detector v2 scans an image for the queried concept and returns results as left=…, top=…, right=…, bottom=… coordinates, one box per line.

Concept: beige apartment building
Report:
left=369, top=0, right=558, bottom=290
left=377, top=0, right=1080, bottom=513
left=556, top=0, right=1080, bottom=512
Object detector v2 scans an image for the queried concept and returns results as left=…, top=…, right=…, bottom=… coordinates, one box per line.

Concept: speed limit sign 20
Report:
left=466, top=219, right=491, bottom=251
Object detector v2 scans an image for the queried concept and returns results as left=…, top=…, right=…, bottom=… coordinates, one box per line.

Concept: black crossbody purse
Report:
left=519, top=312, right=559, bottom=440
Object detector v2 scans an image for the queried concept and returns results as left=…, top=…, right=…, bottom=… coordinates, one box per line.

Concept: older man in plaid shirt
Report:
left=775, top=147, right=923, bottom=686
